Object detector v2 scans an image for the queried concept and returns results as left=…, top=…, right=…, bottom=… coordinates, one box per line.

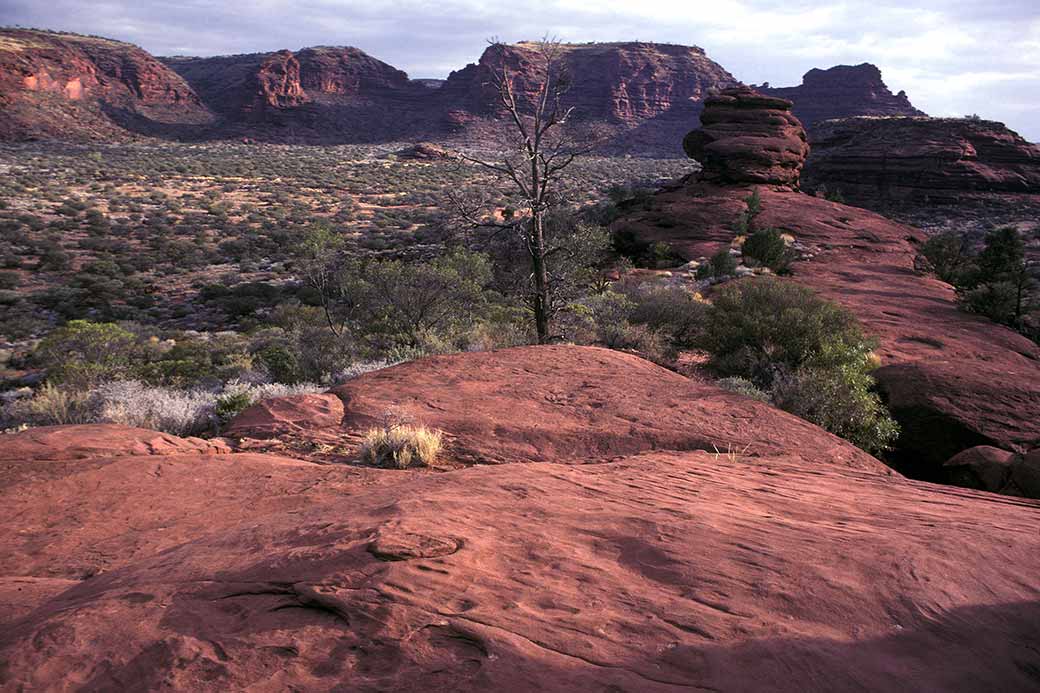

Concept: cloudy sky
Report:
left=3, top=0, right=1038, bottom=140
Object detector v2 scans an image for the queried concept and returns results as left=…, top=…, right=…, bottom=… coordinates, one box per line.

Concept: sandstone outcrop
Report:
left=617, top=102, right=1040, bottom=479
left=682, top=87, right=809, bottom=188
left=228, top=345, right=884, bottom=472
left=803, top=116, right=1040, bottom=205
left=756, top=63, right=924, bottom=129
left=942, top=445, right=1040, bottom=498
left=0, top=28, right=212, bottom=141
left=2, top=413, right=1039, bottom=690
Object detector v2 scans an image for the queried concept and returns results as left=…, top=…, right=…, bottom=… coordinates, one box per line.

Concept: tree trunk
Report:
left=530, top=211, right=551, bottom=343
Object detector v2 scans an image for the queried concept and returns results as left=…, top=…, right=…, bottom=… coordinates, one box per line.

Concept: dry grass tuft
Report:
left=360, top=424, right=443, bottom=468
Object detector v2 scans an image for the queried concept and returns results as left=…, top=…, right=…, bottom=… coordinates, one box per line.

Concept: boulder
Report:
left=942, top=445, right=1015, bottom=492
left=0, top=424, right=229, bottom=461
left=682, top=86, right=809, bottom=188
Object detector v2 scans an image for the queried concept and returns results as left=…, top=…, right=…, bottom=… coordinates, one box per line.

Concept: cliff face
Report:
left=439, top=42, right=740, bottom=153
left=803, top=116, right=1040, bottom=204
left=756, top=64, right=924, bottom=129
left=164, top=45, right=431, bottom=138
left=0, top=29, right=212, bottom=140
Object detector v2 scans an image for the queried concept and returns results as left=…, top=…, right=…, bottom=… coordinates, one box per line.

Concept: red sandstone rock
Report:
left=682, top=87, right=809, bottom=188
left=942, top=445, right=1015, bottom=493
left=803, top=116, right=1040, bottom=206
left=0, top=423, right=229, bottom=461
left=227, top=345, right=885, bottom=472
left=615, top=184, right=1040, bottom=475
left=1, top=442, right=1038, bottom=690
left=0, top=28, right=212, bottom=141
left=223, top=393, right=344, bottom=439
left=756, top=63, right=924, bottom=129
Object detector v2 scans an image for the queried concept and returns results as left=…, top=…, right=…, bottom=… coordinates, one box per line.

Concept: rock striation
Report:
left=755, top=63, right=924, bottom=129
left=0, top=28, right=212, bottom=140
left=803, top=116, right=1040, bottom=205
left=2, top=347, right=1040, bottom=690
left=682, top=86, right=809, bottom=188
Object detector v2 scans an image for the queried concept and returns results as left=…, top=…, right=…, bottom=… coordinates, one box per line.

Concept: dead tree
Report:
left=451, top=38, right=598, bottom=344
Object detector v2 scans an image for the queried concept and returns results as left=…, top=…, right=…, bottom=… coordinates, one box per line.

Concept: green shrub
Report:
left=919, top=231, right=971, bottom=285
left=697, top=249, right=738, bottom=279
left=214, top=390, right=254, bottom=424
left=697, top=278, right=898, bottom=453
left=741, top=228, right=791, bottom=273
left=962, top=281, right=1020, bottom=324
left=771, top=366, right=899, bottom=455
left=716, top=376, right=769, bottom=402
left=34, top=320, right=139, bottom=389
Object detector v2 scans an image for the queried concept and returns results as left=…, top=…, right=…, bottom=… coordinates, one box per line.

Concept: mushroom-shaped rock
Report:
left=683, top=86, right=809, bottom=188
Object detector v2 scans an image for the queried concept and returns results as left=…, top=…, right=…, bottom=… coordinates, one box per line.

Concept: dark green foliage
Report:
left=697, top=278, right=898, bottom=453
left=741, top=228, right=791, bottom=273
left=696, top=249, right=738, bottom=279
left=919, top=231, right=972, bottom=285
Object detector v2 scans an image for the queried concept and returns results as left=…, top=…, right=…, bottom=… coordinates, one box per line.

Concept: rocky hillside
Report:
left=2, top=349, right=1039, bottom=690
left=439, top=41, right=739, bottom=153
left=0, top=28, right=213, bottom=141
left=163, top=46, right=435, bottom=141
left=755, top=63, right=924, bottom=129
left=616, top=88, right=1040, bottom=481
left=802, top=116, right=1040, bottom=205
left=1, top=32, right=741, bottom=150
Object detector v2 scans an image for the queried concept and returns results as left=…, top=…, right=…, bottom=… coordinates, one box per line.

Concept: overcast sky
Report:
left=3, top=0, right=1038, bottom=140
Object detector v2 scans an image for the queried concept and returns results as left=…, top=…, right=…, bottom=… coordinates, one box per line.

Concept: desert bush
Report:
left=93, top=381, right=218, bottom=436
left=359, top=423, right=442, bottom=468
left=770, top=366, right=900, bottom=455
left=741, top=228, right=791, bottom=273
left=3, top=383, right=94, bottom=426
left=919, top=231, right=972, bottom=285
left=716, top=376, right=769, bottom=402
left=34, top=320, right=140, bottom=389
left=697, top=278, right=898, bottom=453
left=696, top=249, right=738, bottom=279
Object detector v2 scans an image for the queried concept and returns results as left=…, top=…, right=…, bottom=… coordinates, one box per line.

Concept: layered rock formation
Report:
left=3, top=347, right=1040, bottom=690
left=1, top=32, right=741, bottom=150
left=440, top=41, right=739, bottom=153
left=163, top=45, right=431, bottom=139
left=682, top=86, right=808, bottom=188
left=756, top=63, right=924, bottom=129
left=0, top=28, right=212, bottom=140
left=803, top=116, right=1040, bottom=205
left=618, top=100, right=1040, bottom=479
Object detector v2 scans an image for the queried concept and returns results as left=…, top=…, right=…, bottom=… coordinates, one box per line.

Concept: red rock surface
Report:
left=682, top=86, right=809, bottom=188
left=0, top=423, right=230, bottom=461
left=2, top=434, right=1039, bottom=690
left=755, top=63, right=924, bottom=129
left=803, top=116, right=1040, bottom=205
left=0, top=28, right=212, bottom=141
left=227, top=345, right=885, bottom=473
left=616, top=184, right=1040, bottom=475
